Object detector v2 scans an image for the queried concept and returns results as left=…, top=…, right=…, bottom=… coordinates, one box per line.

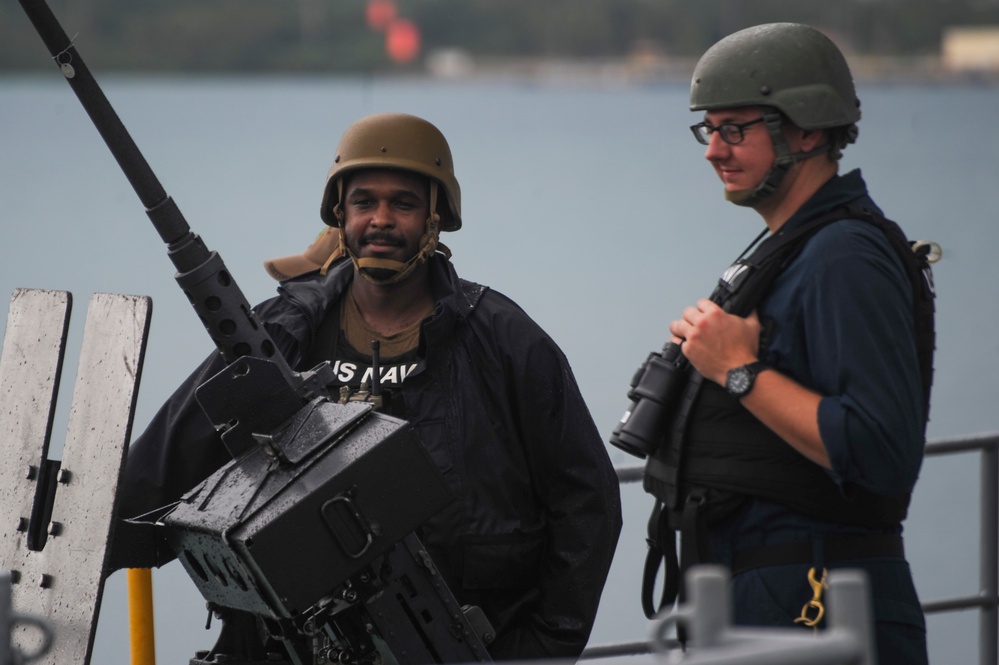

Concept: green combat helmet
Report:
left=690, top=23, right=861, bottom=206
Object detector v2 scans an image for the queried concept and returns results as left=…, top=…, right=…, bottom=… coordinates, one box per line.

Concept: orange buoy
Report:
left=386, top=19, right=421, bottom=64
left=365, top=0, right=396, bottom=31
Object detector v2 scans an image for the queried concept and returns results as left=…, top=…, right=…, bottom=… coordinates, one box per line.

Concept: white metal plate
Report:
left=1, top=291, right=151, bottom=665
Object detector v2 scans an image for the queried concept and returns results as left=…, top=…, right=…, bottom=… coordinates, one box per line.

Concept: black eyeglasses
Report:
left=690, top=117, right=765, bottom=145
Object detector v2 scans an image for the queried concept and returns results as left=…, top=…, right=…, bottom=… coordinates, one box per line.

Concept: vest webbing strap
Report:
left=640, top=502, right=676, bottom=619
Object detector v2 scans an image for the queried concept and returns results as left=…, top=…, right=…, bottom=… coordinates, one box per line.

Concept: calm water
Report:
left=2, top=76, right=998, bottom=664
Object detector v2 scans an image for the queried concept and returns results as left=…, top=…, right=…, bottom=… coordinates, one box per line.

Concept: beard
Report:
left=360, top=267, right=399, bottom=281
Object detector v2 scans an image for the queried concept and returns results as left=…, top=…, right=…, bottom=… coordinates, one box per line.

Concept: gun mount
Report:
left=163, top=399, right=490, bottom=664
left=18, top=1, right=494, bottom=663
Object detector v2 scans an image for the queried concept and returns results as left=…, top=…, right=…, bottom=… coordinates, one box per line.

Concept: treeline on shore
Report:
left=5, top=0, right=999, bottom=74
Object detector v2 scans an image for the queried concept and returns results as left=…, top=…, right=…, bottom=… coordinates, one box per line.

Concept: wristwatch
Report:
left=725, top=361, right=769, bottom=398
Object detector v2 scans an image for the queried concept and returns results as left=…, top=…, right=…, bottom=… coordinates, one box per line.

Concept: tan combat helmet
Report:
left=319, top=113, right=461, bottom=285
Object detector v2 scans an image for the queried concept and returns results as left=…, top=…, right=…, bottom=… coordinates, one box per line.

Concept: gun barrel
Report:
left=18, top=0, right=300, bottom=384
left=19, top=0, right=178, bottom=239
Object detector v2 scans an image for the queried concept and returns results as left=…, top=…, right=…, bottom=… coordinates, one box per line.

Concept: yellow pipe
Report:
left=127, top=568, right=156, bottom=665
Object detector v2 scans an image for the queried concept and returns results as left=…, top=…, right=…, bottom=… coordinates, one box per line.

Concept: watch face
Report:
left=727, top=367, right=752, bottom=395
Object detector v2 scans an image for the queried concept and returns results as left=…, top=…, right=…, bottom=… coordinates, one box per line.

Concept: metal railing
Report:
left=921, top=432, right=999, bottom=665
left=588, top=431, right=999, bottom=665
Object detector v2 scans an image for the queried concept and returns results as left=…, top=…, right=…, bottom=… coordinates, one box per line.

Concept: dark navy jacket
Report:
left=113, top=253, right=622, bottom=660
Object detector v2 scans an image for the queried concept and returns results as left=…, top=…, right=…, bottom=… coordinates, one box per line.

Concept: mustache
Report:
left=359, top=232, right=406, bottom=248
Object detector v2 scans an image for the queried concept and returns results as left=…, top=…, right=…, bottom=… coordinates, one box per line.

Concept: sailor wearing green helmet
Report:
left=643, top=23, right=932, bottom=665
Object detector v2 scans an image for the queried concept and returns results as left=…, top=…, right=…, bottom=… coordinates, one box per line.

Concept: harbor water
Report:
left=1, top=75, right=998, bottom=664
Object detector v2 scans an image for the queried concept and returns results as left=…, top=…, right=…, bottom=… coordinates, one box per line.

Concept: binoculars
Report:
left=609, top=341, right=690, bottom=459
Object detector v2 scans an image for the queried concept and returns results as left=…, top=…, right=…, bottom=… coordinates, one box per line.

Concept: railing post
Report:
left=981, top=444, right=998, bottom=665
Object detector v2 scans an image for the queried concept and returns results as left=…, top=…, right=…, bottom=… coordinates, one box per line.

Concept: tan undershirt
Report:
left=341, top=290, right=425, bottom=357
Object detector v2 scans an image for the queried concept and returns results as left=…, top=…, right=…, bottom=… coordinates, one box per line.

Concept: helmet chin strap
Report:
left=334, top=180, right=450, bottom=285
left=726, top=110, right=831, bottom=208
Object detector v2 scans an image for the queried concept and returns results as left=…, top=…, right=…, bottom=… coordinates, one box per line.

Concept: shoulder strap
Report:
left=837, top=205, right=936, bottom=422
left=712, top=207, right=861, bottom=317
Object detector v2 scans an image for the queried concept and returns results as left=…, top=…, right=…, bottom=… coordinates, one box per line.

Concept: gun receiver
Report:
left=18, top=1, right=494, bottom=663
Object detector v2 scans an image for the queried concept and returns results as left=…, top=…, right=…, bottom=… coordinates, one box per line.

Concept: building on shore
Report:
left=943, top=27, right=999, bottom=72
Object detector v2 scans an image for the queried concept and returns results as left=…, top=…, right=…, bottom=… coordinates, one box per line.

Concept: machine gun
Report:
left=17, top=2, right=494, bottom=663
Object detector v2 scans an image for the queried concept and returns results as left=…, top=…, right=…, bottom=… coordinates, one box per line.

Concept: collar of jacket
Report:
left=276, top=253, right=481, bottom=362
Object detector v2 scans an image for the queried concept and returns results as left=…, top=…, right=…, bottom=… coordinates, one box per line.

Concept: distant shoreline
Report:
left=421, top=54, right=999, bottom=87
left=4, top=55, right=997, bottom=87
